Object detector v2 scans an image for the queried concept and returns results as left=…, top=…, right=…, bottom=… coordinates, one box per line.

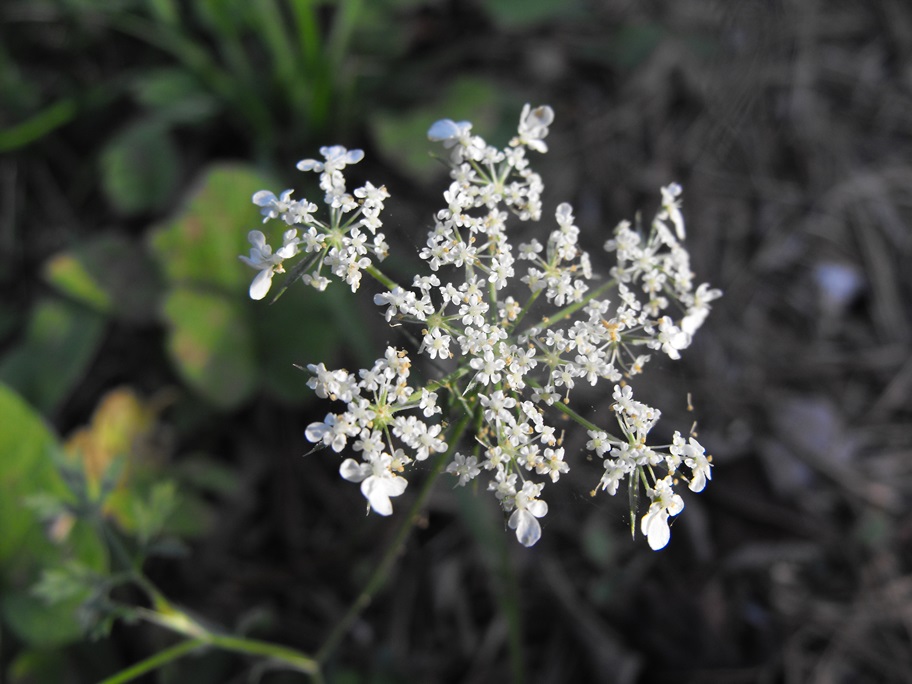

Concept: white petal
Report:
left=384, top=475, right=408, bottom=497
left=275, top=243, right=297, bottom=259
left=428, top=119, right=469, bottom=142
left=344, top=149, right=365, bottom=164
left=304, top=421, right=329, bottom=443
left=247, top=230, right=267, bottom=247
left=509, top=509, right=542, bottom=547
left=252, top=190, right=276, bottom=207
left=249, top=268, right=274, bottom=300
left=296, top=159, right=322, bottom=172
left=527, top=499, right=549, bottom=518
left=641, top=509, right=671, bottom=550
left=427, top=119, right=457, bottom=141
left=340, top=459, right=368, bottom=483
left=361, top=477, right=392, bottom=516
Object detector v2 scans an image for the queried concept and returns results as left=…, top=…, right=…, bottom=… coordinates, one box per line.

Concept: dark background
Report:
left=2, top=0, right=912, bottom=682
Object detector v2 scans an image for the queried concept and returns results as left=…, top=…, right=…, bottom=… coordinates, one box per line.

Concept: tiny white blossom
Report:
left=641, top=478, right=685, bottom=550
left=340, top=453, right=408, bottom=516
left=238, top=230, right=298, bottom=300
left=512, top=104, right=555, bottom=153
left=447, top=453, right=482, bottom=486
left=508, top=481, right=548, bottom=546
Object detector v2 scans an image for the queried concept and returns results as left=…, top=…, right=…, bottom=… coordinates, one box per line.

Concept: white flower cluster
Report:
left=589, top=385, right=713, bottom=549
left=304, top=348, right=445, bottom=516
left=239, top=145, right=390, bottom=299
left=266, top=105, right=718, bottom=549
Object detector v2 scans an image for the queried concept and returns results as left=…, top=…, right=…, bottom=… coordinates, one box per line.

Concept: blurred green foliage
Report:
left=0, top=0, right=418, bottom=172
left=147, top=163, right=349, bottom=407
left=0, top=384, right=108, bottom=648
left=0, top=299, right=106, bottom=415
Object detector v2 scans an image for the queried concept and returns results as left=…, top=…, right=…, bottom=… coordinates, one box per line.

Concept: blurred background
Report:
left=2, top=0, right=912, bottom=682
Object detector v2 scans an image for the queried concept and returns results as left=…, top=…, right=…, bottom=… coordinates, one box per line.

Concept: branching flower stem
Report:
left=315, top=411, right=473, bottom=664
left=550, top=398, right=602, bottom=434
left=525, top=278, right=617, bottom=334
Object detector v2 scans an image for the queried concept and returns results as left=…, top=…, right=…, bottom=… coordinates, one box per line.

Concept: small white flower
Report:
left=252, top=189, right=295, bottom=222
left=297, top=146, right=364, bottom=173
left=597, top=464, right=624, bottom=496
left=655, top=316, right=690, bottom=360
left=536, top=447, right=569, bottom=483
left=586, top=430, right=612, bottom=457
left=422, top=327, right=451, bottom=360
left=340, top=453, right=408, bottom=516
left=513, top=104, right=555, bottom=153
left=508, top=481, right=548, bottom=547
left=305, top=413, right=353, bottom=453
left=238, top=230, right=294, bottom=300
left=447, top=453, right=482, bottom=486
left=641, top=478, right=684, bottom=550
left=671, top=433, right=712, bottom=492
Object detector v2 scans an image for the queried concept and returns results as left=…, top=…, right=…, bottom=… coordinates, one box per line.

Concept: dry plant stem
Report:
left=315, top=411, right=473, bottom=665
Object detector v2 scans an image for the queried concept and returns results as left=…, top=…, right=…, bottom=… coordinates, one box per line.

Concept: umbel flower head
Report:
left=242, top=105, right=720, bottom=549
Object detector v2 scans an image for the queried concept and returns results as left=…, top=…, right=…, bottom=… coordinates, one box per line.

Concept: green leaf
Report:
left=162, top=287, right=257, bottom=408
left=0, top=385, right=108, bottom=647
left=1, top=590, right=88, bottom=648
left=372, top=77, right=508, bottom=180
left=0, top=98, right=77, bottom=153
left=0, top=383, right=64, bottom=571
left=101, top=119, right=181, bottom=215
left=148, top=164, right=275, bottom=293
left=0, top=298, right=106, bottom=414
left=132, top=68, right=220, bottom=125
left=8, top=647, right=68, bottom=684
left=31, top=561, right=98, bottom=605
left=131, top=480, right=178, bottom=546
left=42, top=234, right=162, bottom=323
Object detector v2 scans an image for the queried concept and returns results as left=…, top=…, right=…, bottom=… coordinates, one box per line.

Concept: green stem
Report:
left=207, top=634, right=319, bottom=673
left=523, top=278, right=616, bottom=334
left=134, top=605, right=319, bottom=675
left=509, top=289, right=542, bottom=331
left=365, top=264, right=399, bottom=291
left=551, top=398, right=602, bottom=434
left=315, top=411, right=473, bottom=664
left=96, top=639, right=206, bottom=684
